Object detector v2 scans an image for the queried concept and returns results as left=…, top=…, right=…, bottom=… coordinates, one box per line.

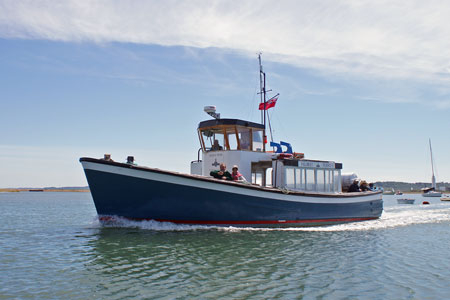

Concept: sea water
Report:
left=1, top=192, right=449, bottom=299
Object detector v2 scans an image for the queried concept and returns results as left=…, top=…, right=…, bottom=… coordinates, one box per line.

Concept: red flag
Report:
left=258, top=97, right=278, bottom=110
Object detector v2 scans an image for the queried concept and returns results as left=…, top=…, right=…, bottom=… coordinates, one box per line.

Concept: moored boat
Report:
left=80, top=56, right=383, bottom=227
left=383, top=189, right=395, bottom=195
left=422, top=189, right=442, bottom=197
left=397, top=198, right=415, bottom=204
left=441, top=195, right=450, bottom=202
left=422, top=139, right=442, bottom=198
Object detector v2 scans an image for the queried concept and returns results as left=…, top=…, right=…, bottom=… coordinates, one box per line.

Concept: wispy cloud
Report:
left=357, top=96, right=420, bottom=105
left=2, top=1, right=450, bottom=89
left=431, top=99, right=450, bottom=109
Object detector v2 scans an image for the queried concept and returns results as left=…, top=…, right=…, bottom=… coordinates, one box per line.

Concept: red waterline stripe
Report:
left=98, top=216, right=378, bottom=225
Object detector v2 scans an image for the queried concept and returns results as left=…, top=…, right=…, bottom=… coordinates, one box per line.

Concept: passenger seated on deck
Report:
left=231, top=165, right=247, bottom=182
left=210, top=163, right=232, bottom=180
left=360, top=180, right=370, bottom=191
left=211, top=140, right=223, bottom=151
left=369, top=182, right=374, bottom=191
left=348, top=179, right=361, bottom=192
left=102, top=154, right=113, bottom=162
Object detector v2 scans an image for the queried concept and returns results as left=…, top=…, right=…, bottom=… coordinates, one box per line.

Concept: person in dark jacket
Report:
left=211, top=139, right=223, bottom=151
left=348, top=179, right=361, bottom=192
left=210, top=163, right=232, bottom=180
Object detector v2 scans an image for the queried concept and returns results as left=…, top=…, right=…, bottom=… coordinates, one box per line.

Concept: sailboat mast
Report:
left=429, top=138, right=436, bottom=189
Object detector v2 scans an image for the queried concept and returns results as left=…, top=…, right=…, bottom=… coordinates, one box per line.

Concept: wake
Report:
left=93, top=203, right=450, bottom=232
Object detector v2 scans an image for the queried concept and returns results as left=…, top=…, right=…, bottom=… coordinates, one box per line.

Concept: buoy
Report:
left=422, top=201, right=430, bottom=205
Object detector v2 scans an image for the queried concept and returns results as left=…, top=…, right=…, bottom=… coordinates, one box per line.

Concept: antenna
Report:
left=204, top=106, right=220, bottom=119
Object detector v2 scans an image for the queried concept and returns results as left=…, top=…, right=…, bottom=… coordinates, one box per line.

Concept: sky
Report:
left=1, top=0, right=449, bottom=188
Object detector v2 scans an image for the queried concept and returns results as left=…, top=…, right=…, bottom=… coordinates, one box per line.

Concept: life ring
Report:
left=278, top=153, right=293, bottom=159
left=293, top=152, right=304, bottom=159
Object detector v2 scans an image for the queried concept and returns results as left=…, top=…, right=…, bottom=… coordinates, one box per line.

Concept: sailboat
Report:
left=422, top=139, right=442, bottom=197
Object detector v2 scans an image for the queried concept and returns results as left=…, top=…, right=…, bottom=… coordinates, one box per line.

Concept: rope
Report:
left=278, top=187, right=290, bottom=195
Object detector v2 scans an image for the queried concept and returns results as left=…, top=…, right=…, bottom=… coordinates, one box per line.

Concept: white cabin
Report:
left=191, top=118, right=342, bottom=193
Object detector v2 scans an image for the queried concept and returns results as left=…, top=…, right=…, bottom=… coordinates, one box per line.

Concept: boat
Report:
left=422, top=188, right=441, bottom=197
left=422, top=139, right=442, bottom=197
left=79, top=56, right=383, bottom=227
left=372, top=186, right=384, bottom=192
left=395, top=191, right=403, bottom=195
left=441, top=195, right=450, bottom=202
left=383, top=189, right=395, bottom=195
left=397, top=198, right=415, bottom=204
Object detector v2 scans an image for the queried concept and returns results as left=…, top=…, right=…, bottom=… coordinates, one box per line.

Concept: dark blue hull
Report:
left=81, top=158, right=383, bottom=227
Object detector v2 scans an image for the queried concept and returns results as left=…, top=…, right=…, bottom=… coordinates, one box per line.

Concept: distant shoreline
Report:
left=0, top=188, right=90, bottom=193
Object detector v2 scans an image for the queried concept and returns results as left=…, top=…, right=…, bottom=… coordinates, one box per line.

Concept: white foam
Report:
left=96, top=203, right=450, bottom=232
left=100, top=216, right=218, bottom=231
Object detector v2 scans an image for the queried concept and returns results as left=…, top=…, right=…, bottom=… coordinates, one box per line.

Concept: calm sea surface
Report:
left=1, top=192, right=450, bottom=299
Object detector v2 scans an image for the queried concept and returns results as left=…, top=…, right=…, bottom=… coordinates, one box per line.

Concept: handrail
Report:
left=197, top=148, right=202, bottom=161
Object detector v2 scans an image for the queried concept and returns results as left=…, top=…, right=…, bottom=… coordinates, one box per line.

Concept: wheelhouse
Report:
left=198, top=119, right=265, bottom=152
left=195, top=118, right=343, bottom=193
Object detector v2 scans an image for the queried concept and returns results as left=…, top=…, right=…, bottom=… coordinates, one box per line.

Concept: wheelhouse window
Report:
left=201, top=130, right=225, bottom=151
left=198, top=120, right=265, bottom=152
left=252, top=130, right=263, bottom=152
left=239, top=129, right=252, bottom=150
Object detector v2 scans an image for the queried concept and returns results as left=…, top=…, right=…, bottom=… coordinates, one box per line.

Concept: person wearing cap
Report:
left=210, top=163, right=232, bottom=180
left=231, top=165, right=247, bottom=182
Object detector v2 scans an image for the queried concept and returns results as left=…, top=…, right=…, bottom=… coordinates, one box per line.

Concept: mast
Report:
left=263, top=72, right=266, bottom=152
left=259, top=53, right=266, bottom=152
left=429, top=138, right=436, bottom=189
left=259, top=54, right=263, bottom=124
